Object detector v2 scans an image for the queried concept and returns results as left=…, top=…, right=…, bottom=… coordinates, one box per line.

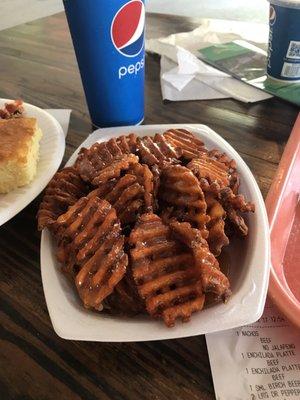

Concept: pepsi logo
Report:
left=111, top=0, right=145, bottom=58
left=269, top=6, right=276, bottom=26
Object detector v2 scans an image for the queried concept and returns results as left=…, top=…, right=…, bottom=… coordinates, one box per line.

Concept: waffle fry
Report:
left=86, top=180, right=117, bottom=200
left=151, top=164, right=161, bottom=209
left=104, top=269, right=145, bottom=315
left=208, top=149, right=239, bottom=193
left=137, top=134, right=181, bottom=166
left=128, top=163, right=154, bottom=211
left=205, top=194, right=229, bottom=256
left=55, top=197, right=127, bottom=310
left=169, top=221, right=231, bottom=300
left=75, top=136, right=138, bottom=184
left=116, top=133, right=138, bottom=154
left=220, top=187, right=255, bottom=236
left=106, top=174, right=144, bottom=226
left=88, top=164, right=154, bottom=226
left=228, top=171, right=240, bottom=195
left=129, top=213, right=205, bottom=326
left=163, top=128, right=206, bottom=160
left=91, top=153, right=139, bottom=186
left=187, top=154, right=230, bottom=191
left=208, top=149, right=236, bottom=169
left=75, top=142, right=111, bottom=182
left=159, top=165, right=209, bottom=235
left=153, top=133, right=182, bottom=161
left=37, top=167, right=87, bottom=231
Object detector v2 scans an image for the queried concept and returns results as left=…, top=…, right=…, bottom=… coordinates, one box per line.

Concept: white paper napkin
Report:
left=146, top=20, right=273, bottom=103
left=161, top=56, right=228, bottom=101
left=46, top=109, right=72, bottom=138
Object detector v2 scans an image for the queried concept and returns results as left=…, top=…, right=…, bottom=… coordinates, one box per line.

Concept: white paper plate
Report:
left=41, top=124, right=270, bottom=342
left=0, top=99, right=65, bottom=226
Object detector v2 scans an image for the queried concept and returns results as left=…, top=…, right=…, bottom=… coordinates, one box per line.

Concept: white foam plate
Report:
left=0, top=99, right=65, bottom=226
left=41, top=124, right=270, bottom=342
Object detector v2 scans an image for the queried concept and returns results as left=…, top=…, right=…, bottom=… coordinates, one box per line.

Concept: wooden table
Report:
left=0, top=12, right=298, bottom=400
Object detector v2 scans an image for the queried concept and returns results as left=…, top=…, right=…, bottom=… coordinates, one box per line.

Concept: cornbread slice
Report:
left=0, top=118, right=42, bottom=193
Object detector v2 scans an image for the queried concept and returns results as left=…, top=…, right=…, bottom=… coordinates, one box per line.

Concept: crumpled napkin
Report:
left=146, top=19, right=273, bottom=103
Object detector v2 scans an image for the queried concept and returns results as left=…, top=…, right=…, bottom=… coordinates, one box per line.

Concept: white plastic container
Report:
left=41, top=124, right=270, bottom=342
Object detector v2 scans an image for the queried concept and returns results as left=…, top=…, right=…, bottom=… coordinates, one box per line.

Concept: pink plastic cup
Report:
left=266, top=113, right=300, bottom=328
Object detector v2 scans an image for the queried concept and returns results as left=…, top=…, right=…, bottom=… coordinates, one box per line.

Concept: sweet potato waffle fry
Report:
left=169, top=221, right=231, bottom=300
left=84, top=163, right=153, bottom=226
left=219, top=187, right=255, bottom=236
left=104, top=174, right=144, bottom=226
left=90, top=153, right=139, bottom=186
left=39, top=127, right=255, bottom=327
left=208, top=149, right=239, bottom=193
left=163, top=128, right=207, bottom=160
left=187, top=154, right=230, bottom=190
left=116, top=133, right=138, bottom=154
left=129, top=213, right=205, bottom=326
left=104, top=269, right=145, bottom=315
left=37, top=167, right=87, bottom=231
left=137, top=134, right=181, bottom=166
left=75, top=137, right=138, bottom=184
left=55, top=197, right=127, bottom=310
left=151, top=164, right=161, bottom=209
left=205, top=194, right=229, bottom=256
left=128, top=163, right=154, bottom=211
left=159, top=165, right=209, bottom=235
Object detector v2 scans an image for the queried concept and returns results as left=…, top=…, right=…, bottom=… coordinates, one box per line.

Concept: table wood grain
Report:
left=0, top=12, right=298, bottom=400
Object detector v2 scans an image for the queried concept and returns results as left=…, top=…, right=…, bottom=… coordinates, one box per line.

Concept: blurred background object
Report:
left=0, top=0, right=63, bottom=31
left=148, top=0, right=268, bottom=23
left=0, top=0, right=269, bottom=31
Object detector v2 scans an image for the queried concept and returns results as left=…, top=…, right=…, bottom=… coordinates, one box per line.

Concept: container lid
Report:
left=268, top=0, right=300, bottom=8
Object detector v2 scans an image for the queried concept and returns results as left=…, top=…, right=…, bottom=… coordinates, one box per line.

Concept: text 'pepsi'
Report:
left=63, top=0, right=145, bottom=127
left=119, top=57, right=145, bottom=79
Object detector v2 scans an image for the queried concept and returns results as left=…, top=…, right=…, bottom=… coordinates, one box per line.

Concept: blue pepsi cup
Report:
left=267, top=0, right=300, bottom=82
left=63, top=0, right=145, bottom=127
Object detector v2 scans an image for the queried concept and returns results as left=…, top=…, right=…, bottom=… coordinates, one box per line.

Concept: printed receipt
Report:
left=206, top=299, right=300, bottom=400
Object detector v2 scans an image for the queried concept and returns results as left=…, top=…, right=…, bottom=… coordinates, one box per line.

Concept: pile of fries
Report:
left=38, top=129, right=254, bottom=327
